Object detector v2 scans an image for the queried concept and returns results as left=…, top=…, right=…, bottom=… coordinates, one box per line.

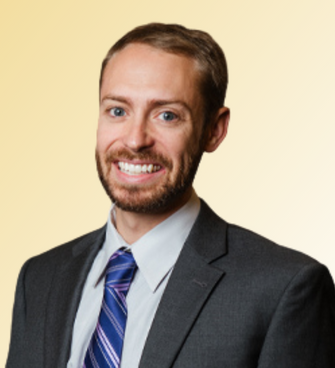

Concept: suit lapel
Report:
left=44, top=227, right=106, bottom=368
left=139, top=200, right=228, bottom=368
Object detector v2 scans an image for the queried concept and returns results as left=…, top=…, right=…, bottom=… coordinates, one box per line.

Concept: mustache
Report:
left=104, top=148, right=173, bottom=170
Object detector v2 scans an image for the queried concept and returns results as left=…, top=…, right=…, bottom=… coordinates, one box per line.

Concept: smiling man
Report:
left=96, top=41, right=228, bottom=242
left=6, top=23, right=335, bottom=368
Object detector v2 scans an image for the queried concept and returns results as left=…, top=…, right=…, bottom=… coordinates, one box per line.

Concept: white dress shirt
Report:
left=67, top=191, right=200, bottom=368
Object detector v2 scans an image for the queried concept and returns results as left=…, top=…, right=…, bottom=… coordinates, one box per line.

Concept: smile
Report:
left=118, top=161, right=162, bottom=175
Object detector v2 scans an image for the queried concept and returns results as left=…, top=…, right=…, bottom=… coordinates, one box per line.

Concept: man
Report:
left=6, top=23, right=335, bottom=368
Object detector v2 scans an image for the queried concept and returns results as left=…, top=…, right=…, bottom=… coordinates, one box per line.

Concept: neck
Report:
left=114, top=187, right=194, bottom=244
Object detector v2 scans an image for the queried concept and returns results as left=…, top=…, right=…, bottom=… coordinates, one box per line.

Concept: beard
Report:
left=96, top=145, right=204, bottom=214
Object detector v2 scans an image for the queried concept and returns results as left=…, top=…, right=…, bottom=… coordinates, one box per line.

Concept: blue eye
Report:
left=110, top=107, right=125, bottom=117
left=159, top=111, right=177, bottom=121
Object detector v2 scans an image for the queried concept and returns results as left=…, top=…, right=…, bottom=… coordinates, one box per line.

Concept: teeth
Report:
left=118, top=161, right=161, bottom=175
left=135, top=165, right=141, bottom=174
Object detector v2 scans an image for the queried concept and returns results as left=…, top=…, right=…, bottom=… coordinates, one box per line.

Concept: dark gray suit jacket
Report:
left=6, top=201, right=335, bottom=367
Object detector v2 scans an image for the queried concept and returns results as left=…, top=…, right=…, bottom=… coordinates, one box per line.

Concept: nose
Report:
left=123, top=116, right=154, bottom=152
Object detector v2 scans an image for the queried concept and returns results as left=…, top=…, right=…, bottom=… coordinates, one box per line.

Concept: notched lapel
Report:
left=139, top=200, right=228, bottom=368
left=44, top=227, right=105, bottom=368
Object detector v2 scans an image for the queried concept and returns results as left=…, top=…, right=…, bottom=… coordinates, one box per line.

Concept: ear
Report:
left=204, top=107, right=230, bottom=153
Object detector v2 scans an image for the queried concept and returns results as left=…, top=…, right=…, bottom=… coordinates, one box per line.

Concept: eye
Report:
left=158, top=111, right=177, bottom=122
left=110, top=107, right=126, bottom=117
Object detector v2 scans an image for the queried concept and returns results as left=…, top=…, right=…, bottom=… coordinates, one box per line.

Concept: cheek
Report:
left=167, top=140, right=193, bottom=170
left=96, top=123, right=118, bottom=152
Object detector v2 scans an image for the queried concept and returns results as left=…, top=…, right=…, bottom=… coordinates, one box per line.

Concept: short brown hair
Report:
left=100, top=23, right=228, bottom=128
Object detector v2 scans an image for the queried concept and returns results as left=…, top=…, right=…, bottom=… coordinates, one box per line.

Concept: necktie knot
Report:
left=105, top=250, right=137, bottom=297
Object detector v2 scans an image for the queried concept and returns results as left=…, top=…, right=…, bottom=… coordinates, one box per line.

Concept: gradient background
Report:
left=1, top=0, right=334, bottom=363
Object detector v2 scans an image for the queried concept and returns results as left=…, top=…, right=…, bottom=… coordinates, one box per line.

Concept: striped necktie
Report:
left=83, top=249, right=137, bottom=368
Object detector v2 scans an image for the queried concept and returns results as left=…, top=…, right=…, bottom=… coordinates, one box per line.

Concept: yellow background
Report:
left=1, top=0, right=334, bottom=363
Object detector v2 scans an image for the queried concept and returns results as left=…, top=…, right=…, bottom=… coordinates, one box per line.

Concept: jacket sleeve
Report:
left=6, top=259, right=31, bottom=368
left=258, top=262, right=335, bottom=367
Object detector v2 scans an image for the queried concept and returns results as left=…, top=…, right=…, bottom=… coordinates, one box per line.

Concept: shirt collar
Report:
left=104, top=190, right=200, bottom=292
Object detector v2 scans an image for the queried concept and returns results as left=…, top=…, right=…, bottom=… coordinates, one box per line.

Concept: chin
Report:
left=110, top=186, right=186, bottom=214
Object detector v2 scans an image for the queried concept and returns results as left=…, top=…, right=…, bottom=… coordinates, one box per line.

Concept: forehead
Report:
left=100, top=43, right=201, bottom=103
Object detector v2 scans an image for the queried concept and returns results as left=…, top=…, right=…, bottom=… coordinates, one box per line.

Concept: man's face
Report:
left=96, top=43, right=206, bottom=213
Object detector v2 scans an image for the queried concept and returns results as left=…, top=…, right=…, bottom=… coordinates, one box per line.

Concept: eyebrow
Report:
left=101, top=94, right=192, bottom=113
left=101, top=95, right=129, bottom=105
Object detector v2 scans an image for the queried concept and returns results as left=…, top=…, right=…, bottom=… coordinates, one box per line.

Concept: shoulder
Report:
left=197, top=199, right=330, bottom=284
left=231, top=222, right=335, bottom=291
left=227, top=222, right=327, bottom=277
left=216, top=221, right=334, bottom=304
left=20, top=225, right=106, bottom=280
left=198, top=208, right=335, bottom=318
left=227, top=223, right=318, bottom=268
